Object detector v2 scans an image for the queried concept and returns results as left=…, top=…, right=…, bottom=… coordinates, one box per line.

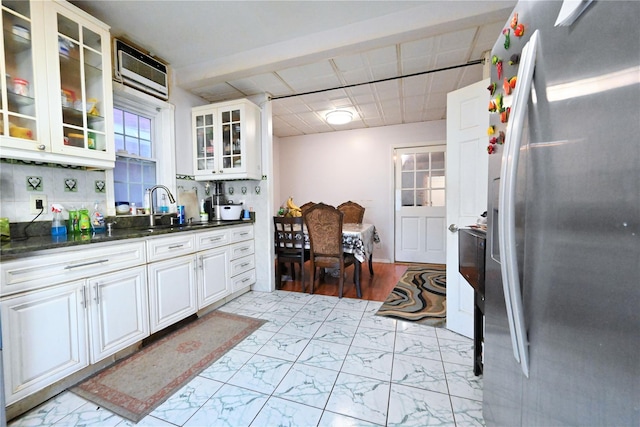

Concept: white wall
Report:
left=276, top=120, right=446, bottom=263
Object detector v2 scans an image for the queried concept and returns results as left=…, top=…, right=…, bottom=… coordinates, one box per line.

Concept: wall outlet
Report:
left=30, top=194, right=47, bottom=214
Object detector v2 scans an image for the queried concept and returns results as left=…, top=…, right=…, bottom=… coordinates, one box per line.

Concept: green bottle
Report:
left=79, top=208, right=91, bottom=234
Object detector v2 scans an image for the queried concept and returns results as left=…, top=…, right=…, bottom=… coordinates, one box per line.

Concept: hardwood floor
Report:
left=276, top=261, right=410, bottom=302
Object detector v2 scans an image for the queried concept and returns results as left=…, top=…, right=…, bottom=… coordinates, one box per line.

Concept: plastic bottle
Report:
left=68, top=208, right=79, bottom=234
left=79, top=207, right=91, bottom=234
left=51, top=204, right=67, bottom=236
left=143, top=189, right=151, bottom=214
left=91, top=202, right=106, bottom=233
left=160, top=194, right=168, bottom=213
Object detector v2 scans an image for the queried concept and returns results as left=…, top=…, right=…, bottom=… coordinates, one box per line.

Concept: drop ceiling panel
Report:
left=71, top=1, right=515, bottom=137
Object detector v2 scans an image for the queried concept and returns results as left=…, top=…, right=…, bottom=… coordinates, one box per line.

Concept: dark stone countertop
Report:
left=1, top=216, right=253, bottom=259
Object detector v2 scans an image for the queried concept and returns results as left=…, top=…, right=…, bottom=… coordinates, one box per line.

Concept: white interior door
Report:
left=394, top=146, right=446, bottom=263
left=445, top=79, right=489, bottom=338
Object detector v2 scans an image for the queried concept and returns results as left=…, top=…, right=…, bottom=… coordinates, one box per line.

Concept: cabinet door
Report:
left=193, top=107, right=217, bottom=178
left=197, top=246, right=229, bottom=309
left=0, top=0, right=48, bottom=152
left=87, top=266, right=149, bottom=363
left=1, top=280, right=88, bottom=405
left=147, top=255, right=197, bottom=333
left=219, top=104, right=246, bottom=175
left=43, top=0, right=114, bottom=167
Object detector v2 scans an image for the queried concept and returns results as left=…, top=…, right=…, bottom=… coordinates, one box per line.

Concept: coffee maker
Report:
left=209, top=181, right=227, bottom=220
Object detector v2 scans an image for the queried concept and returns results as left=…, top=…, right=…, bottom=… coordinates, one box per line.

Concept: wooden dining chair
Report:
left=337, top=201, right=365, bottom=224
left=304, top=203, right=360, bottom=298
left=299, top=201, right=316, bottom=214
left=273, top=216, right=308, bottom=291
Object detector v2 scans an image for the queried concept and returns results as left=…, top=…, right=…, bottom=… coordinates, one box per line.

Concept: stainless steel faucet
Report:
left=148, top=185, right=176, bottom=226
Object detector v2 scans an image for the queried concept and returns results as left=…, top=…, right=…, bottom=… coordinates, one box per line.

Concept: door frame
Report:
left=389, top=141, right=446, bottom=263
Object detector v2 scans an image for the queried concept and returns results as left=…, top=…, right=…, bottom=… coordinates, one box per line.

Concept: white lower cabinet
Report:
left=197, top=246, right=229, bottom=309
left=87, top=266, right=149, bottom=363
left=147, top=254, right=198, bottom=334
left=1, top=281, right=89, bottom=405
left=1, top=224, right=255, bottom=408
left=1, top=241, right=149, bottom=406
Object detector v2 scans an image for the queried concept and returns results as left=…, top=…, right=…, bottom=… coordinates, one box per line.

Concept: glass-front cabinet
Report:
left=1, top=0, right=42, bottom=148
left=0, top=0, right=114, bottom=168
left=192, top=99, right=261, bottom=181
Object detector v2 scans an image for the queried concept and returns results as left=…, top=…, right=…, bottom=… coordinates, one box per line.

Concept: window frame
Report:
left=104, top=84, right=176, bottom=216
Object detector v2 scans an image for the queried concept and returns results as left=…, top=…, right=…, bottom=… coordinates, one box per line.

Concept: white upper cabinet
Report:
left=0, top=0, right=114, bottom=168
left=192, top=99, right=262, bottom=181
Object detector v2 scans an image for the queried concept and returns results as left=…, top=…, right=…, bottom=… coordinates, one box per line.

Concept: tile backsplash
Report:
left=0, top=160, right=107, bottom=223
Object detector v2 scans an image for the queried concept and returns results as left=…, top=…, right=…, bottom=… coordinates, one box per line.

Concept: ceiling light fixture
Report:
left=325, top=110, right=353, bottom=125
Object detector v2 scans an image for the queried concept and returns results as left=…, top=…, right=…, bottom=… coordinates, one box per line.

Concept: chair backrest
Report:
left=273, top=216, right=305, bottom=257
left=304, top=203, right=344, bottom=258
left=337, top=201, right=365, bottom=223
left=300, top=201, right=316, bottom=214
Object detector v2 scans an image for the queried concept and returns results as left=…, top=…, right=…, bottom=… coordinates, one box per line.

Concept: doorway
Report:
left=394, top=145, right=447, bottom=264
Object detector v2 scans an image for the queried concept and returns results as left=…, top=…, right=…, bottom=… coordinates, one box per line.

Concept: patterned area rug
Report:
left=376, top=264, right=446, bottom=326
left=71, top=310, right=265, bottom=422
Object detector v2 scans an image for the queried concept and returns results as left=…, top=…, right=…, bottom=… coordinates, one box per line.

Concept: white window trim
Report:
left=105, top=82, right=176, bottom=216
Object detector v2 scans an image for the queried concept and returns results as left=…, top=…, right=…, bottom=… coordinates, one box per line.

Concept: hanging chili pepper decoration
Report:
left=510, top=12, right=519, bottom=29
left=487, top=144, right=496, bottom=154
left=503, top=78, right=512, bottom=95
left=487, top=82, right=497, bottom=95
left=488, top=100, right=497, bottom=112
left=514, top=23, right=525, bottom=37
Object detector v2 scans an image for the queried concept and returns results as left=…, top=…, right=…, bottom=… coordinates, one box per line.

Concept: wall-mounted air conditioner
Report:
left=113, top=39, right=169, bottom=100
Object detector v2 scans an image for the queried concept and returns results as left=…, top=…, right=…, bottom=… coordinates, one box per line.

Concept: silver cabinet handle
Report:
left=94, top=283, right=101, bottom=304
left=80, top=286, right=87, bottom=308
left=38, top=144, right=46, bottom=151
left=65, top=259, right=109, bottom=269
left=240, top=262, right=250, bottom=268
left=168, top=244, right=184, bottom=249
left=209, top=236, right=222, bottom=242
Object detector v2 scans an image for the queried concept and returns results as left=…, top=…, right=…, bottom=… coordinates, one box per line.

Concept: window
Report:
left=113, top=108, right=156, bottom=207
left=105, top=85, right=175, bottom=215
left=400, top=150, right=446, bottom=207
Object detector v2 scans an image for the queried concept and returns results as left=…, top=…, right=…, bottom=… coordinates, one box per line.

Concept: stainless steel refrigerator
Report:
left=484, top=1, right=640, bottom=425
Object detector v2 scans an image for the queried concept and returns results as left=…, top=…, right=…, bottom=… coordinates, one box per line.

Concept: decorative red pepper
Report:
left=514, top=23, right=525, bottom=37
left=490, top=137, right=498, bottom=145
left=503, top=78, right=512, bottom=95
left=487, top=144, right=496, bottom=154
left=496, top=60, right=503, bottom=80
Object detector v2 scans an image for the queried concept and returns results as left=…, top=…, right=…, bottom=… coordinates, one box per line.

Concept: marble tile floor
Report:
left=9, top=290, right=484, bottom=427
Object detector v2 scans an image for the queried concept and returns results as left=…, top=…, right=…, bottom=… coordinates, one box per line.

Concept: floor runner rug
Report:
left=70, top=310, right=265, bottom=422
left=376, top=264, right=446, bottom=326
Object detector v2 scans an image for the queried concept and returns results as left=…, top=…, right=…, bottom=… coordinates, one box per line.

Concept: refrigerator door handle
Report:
left=498, top=30, right=540, bottom=378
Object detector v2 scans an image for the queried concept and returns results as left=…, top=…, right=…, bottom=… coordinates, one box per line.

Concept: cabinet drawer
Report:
left=146, top=234, right=196, bottom=262
left=195, top=228, right=230, bottom=251
left=229, top=254, right=255, bottom=277
left=0, top=241, right=146, bottom=296
left=229, top=225, right=254, bottom=243
left=231, top=268, right=256, bottom=293
left=229, top=240, right=255, bottom=260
